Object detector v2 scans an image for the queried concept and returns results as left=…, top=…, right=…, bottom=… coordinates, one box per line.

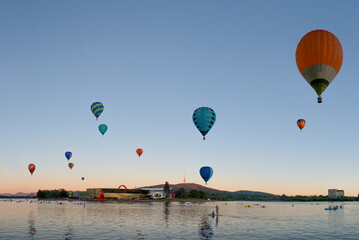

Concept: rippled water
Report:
left=1, top=200, right=359, bottom=239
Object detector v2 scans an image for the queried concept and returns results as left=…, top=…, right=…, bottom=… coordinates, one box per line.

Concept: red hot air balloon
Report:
left=28, top=164, right=36, bottom=176
left=68, top=163, right=74, bottom=170
left=136, top=148, right=143, bottom=158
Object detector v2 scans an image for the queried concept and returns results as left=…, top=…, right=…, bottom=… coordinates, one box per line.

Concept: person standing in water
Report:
left=215, top=205, right=219, bottom=215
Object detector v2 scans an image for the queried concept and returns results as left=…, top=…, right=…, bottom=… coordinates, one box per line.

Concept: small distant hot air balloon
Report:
left=199, top=166, right=213, bottom=185
left=91, top=102, right=104, bottom=120
left=28, top=164, right=36, bottom=176
left=296, top=30, right=343, bottom=103
left=136, top=148, right=143, bottom=158
left=65, top=151, right=72, bottom=161
left=81, top=177, right=85, bottom=181
left=98, top=124, right=108, bottom=136
left=193, top=107, right=216, bottom=140
left=68, top=163, right=74, bottom=170
left=297, top=119, right=306, bottom=132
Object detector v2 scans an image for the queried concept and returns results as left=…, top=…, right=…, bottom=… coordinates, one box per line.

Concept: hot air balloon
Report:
left=199, top=166, right=213, bottom=185
left=28, top=164, right=36, bottom=176
left=91, top=102, right=104, bottom=120
left=193, top=107, right=216, bottom=140
left=297, top=119, right=306, bottom=132
left=98, top=124, right=108, bottom=136
left=68, top=163, right=74, bottom=170
left=296, top=30, right=343, bottom=103
left=81, top=177, right=85, bottom=181
left=65, top=151, right=72, bottom=161
left=136, top=148, right=143, bottom=157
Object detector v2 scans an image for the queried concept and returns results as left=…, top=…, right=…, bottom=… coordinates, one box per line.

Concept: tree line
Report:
left=172, top=188, right=359, bottom=201
left=37, top=189, right=68, bottom=199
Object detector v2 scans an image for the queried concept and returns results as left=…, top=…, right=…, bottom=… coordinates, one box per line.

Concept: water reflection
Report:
left=198, top=215, right=213, bottom=240
left=136, top=230, right=144, bottom=240
left=63, top=224, right=73, bottom=240
left=163, top=202, right=170, bottom=223
left=28, top=211, right=36, bottom=239
left=6, top=201, right=359, bottom=239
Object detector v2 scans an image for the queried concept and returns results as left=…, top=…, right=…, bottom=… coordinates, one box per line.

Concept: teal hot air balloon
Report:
left=91, top=102, right=104, bottom=120
left=193, top=107, right=216, bottom=140
left=98, top=124, right=108, bottom=136
left=200, top=166, right=213, bottom=185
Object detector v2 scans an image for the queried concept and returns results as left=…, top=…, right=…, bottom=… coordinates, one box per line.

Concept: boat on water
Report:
left=325, top=205, right=343, bottom=211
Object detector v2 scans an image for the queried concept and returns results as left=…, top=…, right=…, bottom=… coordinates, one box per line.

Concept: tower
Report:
left=183, top=172, right=186, bottom=183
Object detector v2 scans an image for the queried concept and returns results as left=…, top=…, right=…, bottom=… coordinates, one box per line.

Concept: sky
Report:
left=1, top=0, right=359, bottom=196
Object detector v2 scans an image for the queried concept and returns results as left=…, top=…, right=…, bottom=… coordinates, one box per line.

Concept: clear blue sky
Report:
left=1, top=0, right=359, bottom=195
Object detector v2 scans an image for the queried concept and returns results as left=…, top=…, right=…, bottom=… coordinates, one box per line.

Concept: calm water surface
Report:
left=0, top=200, right=358, bottom=239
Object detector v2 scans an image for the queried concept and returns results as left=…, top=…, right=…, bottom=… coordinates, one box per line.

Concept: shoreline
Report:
left=2, top=197, right=357, bottom=203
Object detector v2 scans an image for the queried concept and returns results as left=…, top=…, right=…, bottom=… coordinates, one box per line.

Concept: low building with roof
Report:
left=70, top=186, right=171, bottom=200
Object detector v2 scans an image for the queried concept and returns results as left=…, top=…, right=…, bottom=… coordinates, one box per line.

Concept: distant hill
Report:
left=233, top=190, right=274, bottom=196
left=0, top=192, right=36, bottom=197
left=140, top=183, right=272, bottom=196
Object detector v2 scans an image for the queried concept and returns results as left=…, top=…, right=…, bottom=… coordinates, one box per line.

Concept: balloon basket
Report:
left=203, top=137, right=205, bottom=140
left=317, top=96, right=322, bottom=103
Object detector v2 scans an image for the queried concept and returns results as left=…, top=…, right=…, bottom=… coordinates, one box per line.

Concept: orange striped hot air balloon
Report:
left=296, top=30, right=343, bottom=103
left=136, top=148, right=143, bottom=158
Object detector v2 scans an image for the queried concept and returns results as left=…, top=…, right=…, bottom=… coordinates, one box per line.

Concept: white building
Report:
left=140, top=187, right=171, bottom=199
left=328, top=189, right=344, bottom=199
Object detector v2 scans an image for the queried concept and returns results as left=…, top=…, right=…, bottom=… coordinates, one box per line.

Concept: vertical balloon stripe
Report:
left=68, top=163, right=74, bottom=169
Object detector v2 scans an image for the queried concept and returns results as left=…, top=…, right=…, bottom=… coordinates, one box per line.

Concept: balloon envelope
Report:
left=297, top=119, right=306, bottom=131
left=68, top=163, right=74, bottom=170
left=28, top=163, right=36, bottom=175
left=296, top=30, right=343, bottom=102
left=91, top=102, right=104, bottom=119
left=81, top=177, right=85, bottom=181
left=136, top=148, right=143, bottom=157
left=65, top=151, right=72, bottom=161
left=98, top=124, right=108, bottom=135
left=192, top=107, right=216, bottom=140
left=199, top=166, right=213, bottom=184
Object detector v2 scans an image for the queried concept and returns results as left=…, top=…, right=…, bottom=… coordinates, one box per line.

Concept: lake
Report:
left=0, top=200, right=358, bottom=239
